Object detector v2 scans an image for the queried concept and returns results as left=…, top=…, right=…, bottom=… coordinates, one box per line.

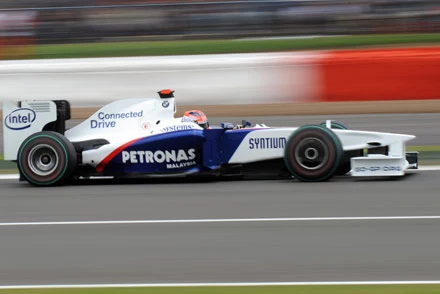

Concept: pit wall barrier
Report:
left=0, top=47, right=439, bottom=119
left=317, top=47, right=440, bottom=102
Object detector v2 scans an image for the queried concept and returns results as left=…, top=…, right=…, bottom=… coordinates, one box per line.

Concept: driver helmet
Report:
left=182, top=110, right=209, bottom=129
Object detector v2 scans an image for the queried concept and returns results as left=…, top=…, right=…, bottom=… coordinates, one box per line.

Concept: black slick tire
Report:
left=17, top=131, right=77, bottom=186
left=319, top=120, right=357, bottom=175
left=319, top=120, right=348, bottom=130
left=284, top=125, right=343, bottom=182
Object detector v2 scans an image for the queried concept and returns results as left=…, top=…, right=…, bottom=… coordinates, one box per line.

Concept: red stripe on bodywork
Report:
left=96, top=138, right=142, bottom=173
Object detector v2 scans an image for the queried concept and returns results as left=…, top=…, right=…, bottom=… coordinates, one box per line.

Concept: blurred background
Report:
left=0, top=0, right=439, bottom=49
left=1, top=3, right=440, bottom=291
left=0, top=0, right=439, bottom=108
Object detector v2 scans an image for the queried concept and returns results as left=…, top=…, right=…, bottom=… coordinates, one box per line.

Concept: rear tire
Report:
left=284, top=125, right=343, bottom=182
left=17, top=131, right=77, bottom=186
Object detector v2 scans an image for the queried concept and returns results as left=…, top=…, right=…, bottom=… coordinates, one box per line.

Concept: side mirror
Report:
left=242, top=120, right=252, bottom=128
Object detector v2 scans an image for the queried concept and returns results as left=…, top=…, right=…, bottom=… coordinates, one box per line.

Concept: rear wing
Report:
left=2, top=100, right=71, bottom=160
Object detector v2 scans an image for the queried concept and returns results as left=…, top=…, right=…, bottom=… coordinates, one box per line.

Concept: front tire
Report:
left=319, top=120, right=356, bottom=175
left=319, top=120, right=348, bottom=130
left=17, top=131, right=77, bottom=186
left=284, top=125, right=343, bottom=182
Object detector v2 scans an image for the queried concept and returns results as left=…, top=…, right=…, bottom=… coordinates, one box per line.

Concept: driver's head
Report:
left=182, top=110, right=209, bottom=129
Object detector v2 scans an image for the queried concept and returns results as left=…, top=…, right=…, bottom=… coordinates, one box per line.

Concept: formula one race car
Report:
left=2, top=89, right=418, bottom=186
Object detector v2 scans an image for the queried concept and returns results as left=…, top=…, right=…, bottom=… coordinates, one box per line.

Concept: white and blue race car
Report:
left=2, top=89, right=418, bottom=186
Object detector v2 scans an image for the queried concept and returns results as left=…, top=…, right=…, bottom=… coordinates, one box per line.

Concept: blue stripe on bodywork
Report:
left=103, top=130, right=206, bottom=174
left=217, top=129, right=256, bottom=163
left=101, top=127, right=261, bottom=176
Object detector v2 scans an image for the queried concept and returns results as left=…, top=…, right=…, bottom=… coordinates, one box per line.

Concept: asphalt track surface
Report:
left=1, top=114, right=440, bottom=286
left=1, top=170, right=440, bottom=285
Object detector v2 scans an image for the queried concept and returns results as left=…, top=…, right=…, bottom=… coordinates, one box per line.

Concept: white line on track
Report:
left=1, top=165, right=439, bottom=181
left=1, top=215, right=440, bottom=226
left=1, top=281, right=440, bottom=289
left=415, top=165, right=440, bottom=171
left=0, top=174, right=19, bottom=180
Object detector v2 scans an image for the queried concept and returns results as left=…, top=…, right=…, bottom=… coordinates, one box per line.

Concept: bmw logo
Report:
left=162, top=101, right=169, bottom=108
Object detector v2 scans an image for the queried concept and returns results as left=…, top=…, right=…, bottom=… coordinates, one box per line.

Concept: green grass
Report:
left=0, top=154, right=17, bottom=172
left=2, top=285, right=440, bottom=294
left=407, top=146, right=440, bottom=152
left=5, top=33, right=440, bottom=60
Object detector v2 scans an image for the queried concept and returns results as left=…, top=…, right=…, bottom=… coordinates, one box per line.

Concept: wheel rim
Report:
left=28, top=144, right=59, bottom=176
left=294, top=137, right=329, bottom=170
